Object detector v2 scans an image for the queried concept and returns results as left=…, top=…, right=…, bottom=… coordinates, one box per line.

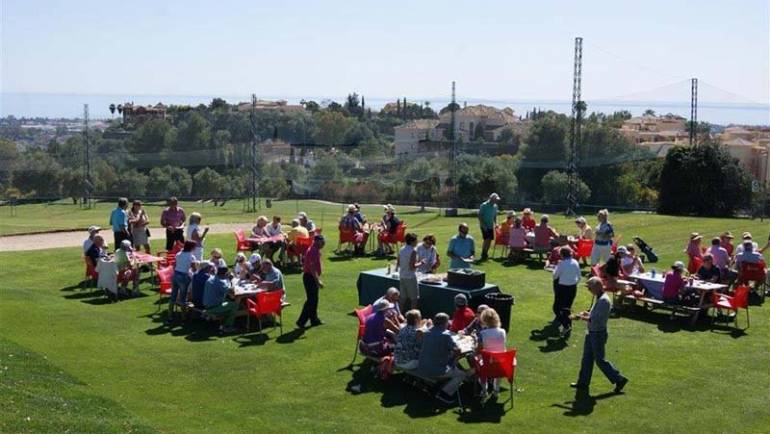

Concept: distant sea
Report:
left=1, top=92, right=768, bottom=126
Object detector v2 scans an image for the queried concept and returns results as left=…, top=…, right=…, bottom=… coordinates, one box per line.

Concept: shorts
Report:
left=400, top=277, right=419, bottom=300
left=481, top=227, right=494, bottom=241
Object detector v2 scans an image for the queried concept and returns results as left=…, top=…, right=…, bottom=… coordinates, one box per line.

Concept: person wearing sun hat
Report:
left=685, top=233, right=703, bottom=259
left=83, top=225, right=101, bottom=254
left=521, top=208, right=536, bottom=232
left=719, top=231, right=735, bottom=256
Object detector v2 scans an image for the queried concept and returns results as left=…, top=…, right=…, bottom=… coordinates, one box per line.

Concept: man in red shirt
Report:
left=449, top=294, right=475, bottom=333
left=297, top=235, right=325, bottom=328
left=160, top=197, right=186, bottom=251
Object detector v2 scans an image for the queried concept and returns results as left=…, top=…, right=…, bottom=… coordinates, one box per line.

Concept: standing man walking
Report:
left=571, top=277, right=628, bottom=393
left=552, top=246, right=581, bottom=338
left=160, top=197, right=186, bottom=251
left=109, top=197, right=130, bottom=247
left=478, top=193, right=500, bottom=261
left=297, top=234, right=325, bottom=328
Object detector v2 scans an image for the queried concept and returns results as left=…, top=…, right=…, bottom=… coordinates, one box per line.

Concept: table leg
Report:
left=690, top=290, right=707, bottom=326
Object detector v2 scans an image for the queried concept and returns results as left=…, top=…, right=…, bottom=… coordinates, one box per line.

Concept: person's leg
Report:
left=177, top=275, right=191, bottom=305
left=440, top=367, right=468, bottom=395
left=600, top=244, right=611, bottom=264
left=576, top=334, right=595, bottom=386
left=562, top=284, right=577, bottom=330
left=552, top=281, right=561, bottom=323
left=169, top=273, right=184, bottom=314
left=297, top=273, right=312, bottom=326
left=590, top=244, right=601, bottom=266
left=165, top=229, right=174, bottom=251
left=591, top=332, right=623, bottom=384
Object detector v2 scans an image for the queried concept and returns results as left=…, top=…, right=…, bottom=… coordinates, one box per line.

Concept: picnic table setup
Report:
left=356, top=268, right=502, bottom=318
left=627, top=271, right=728, bottom=324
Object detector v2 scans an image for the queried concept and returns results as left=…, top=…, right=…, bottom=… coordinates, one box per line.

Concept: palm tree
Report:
left=109, top=103, right=116, bottom=118
left=117, top=104, right=123, bottom=115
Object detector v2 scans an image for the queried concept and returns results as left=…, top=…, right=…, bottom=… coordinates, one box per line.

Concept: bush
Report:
left=657, top=143, right=752, bottom=216
left=147, top=166, right=192, bottom=198
left=541, top=170, right=591, bottom=205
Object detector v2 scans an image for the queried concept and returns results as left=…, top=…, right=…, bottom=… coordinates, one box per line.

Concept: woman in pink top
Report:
left=685, top=233, right=703, bottom=259
left=661, top=261, right=686, bottom=301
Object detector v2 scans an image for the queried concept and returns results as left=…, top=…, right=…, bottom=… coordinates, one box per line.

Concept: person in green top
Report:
left=478, top=193, right=501, bottom=260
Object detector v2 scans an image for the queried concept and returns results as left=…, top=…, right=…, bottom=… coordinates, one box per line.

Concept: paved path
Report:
left=0, top=223, right=251, bottom=252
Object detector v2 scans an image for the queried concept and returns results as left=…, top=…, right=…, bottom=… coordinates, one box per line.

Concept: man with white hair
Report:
left=297, top=212, right=316, bottom=232
left=83, top=226, right=101, bottom=254
left=375, top=287, right=404, bottom=323
left=478, top=193, right=501, bottom=260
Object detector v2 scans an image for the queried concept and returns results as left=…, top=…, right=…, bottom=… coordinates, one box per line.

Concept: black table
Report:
left=356, top=268, right=501, bottom=318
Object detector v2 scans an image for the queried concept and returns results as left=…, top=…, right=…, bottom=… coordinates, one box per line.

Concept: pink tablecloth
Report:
left=247, top=235, right=285, bottom=244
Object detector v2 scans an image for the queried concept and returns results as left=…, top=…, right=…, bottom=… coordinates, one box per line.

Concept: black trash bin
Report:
left=484, top=292, right=514, bottom=333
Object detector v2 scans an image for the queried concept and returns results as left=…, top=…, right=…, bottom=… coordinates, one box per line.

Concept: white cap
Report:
left=575, top=217, right=586, bottom=224
left=616, top=246, right=628, bottom=255
left=489, top=193, right=500, bottom=200
left=249, top=253, right=261, bottom=264
left=88, top=225, right=101, bottom=234
left=298, top=212, right=308, bottom=219
left=673, top=261, right=685, bottom=270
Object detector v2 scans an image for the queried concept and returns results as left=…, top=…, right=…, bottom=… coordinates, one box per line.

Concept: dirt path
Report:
left=0, top=223, right=252, bottom=252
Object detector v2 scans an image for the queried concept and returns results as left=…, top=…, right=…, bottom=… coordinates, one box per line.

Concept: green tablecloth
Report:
left=356, top=268, right=501, bottom=318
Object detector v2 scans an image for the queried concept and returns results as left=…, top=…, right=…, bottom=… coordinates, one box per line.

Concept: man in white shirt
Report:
left=552, top=246, right=581, bottom=337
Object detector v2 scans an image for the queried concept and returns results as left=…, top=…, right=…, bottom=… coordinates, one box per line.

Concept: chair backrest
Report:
left=395, top=222, right=407, bottom=238
left=253, top=289, right=285, bottom=316
left=479, top=348, right=517, bottom=383
left=732, top=285, right=750, bottom=309
left=157, top=266, right=174, bottom=291
left=355, top=305, right=373, bottom=339
left=494, top=226, right=507, bottom=246
left=235, top=228, right=246, bottom=242
left=170, top=241, right=184, bottom=255
left=339, top=227, right=357, bottom=243
left=576, top=239, right=593, bottom=258
left=740, top=261, right=767, bottom=281
left=84, top=256, right=98, bottom=278
left=295, top=236, right=313, bottom=254
left=688, top=256, right=703, bottom=274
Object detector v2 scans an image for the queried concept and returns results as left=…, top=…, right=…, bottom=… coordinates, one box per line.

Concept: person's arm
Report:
left=409, top=249, right=418, bottom=271
left=447, top=239, right=457, bottom=259
left=553, top=261, right=563, bottom=280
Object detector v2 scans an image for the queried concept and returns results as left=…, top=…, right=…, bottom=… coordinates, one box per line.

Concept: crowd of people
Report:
left=84, top=196, right=327, bottom=333
left=80, top=194, right=770, bottom=404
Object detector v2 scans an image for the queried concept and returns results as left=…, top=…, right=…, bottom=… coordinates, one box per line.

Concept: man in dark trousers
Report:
left=571, top=277, right=629, bottom=393
left=297, top=234, right=325, bottom=328
left=160, top=197, right=186, bottom=251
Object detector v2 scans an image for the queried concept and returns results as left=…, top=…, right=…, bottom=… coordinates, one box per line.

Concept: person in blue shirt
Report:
left=109, top=197, right=130, bottom=247
left=478, top=193, right=500, bottom=260
left=447, top=223, right=475, bottom=269
left=258, top=259, right=287, bottom=302
left=191, top=261, right=214, bottom=308
left=203, top=266, right=239, bottom=333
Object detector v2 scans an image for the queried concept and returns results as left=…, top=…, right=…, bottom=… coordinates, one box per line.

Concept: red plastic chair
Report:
left=711, top=285, right=750, bottom=329
left=234, top=229, right=253, bottom=252
left=477, top=349, right=518, bottom=409
left=245, top=289, right=286, bottom=334
left=156, top=265, right=174, bottom=310
left=84, top=256, right=98, bottom=280
left=337, top=226, right=359, bottom=252
left=350, top=305, right=373, bottom=366
left=292, top=236, right=313, bottom=257
left=687, top=255, right=703, bottom=275
left=158, top=241, right=184, bottom=267
left=575, top=239, right=594, bottom=260
left=492, top=226, right=510, bottom=258
left=738, top=261, right=767, bottom=292
left=378, top=222, right=407, bottom=249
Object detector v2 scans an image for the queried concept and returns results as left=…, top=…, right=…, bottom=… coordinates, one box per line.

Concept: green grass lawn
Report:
left=0, top=199, right=425, bottom=236
left=1, top=211, right=770, bottom=433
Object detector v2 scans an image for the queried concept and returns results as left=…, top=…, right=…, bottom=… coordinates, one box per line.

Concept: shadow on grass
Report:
left=551, top=389, right=619, bottom=416
left=143, top=311, right=222, bottom=342
left=233, top=333, right=270, bottom=347
left=613, top=305, right=713, bottom=334
left=530, top=324, right=569, bottom=352
left=344, top=361, right=507, bottom=422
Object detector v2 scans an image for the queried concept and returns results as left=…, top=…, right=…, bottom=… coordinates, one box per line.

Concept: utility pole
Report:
left=82, top=104, right=92, bottom=208
left=249, top=94, right=260, bottom=212
left=566, top=37, right=583, bottom=216
left=447, top=81, right=458, bottom=216
left=689, top=78, right=698, bottom=146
